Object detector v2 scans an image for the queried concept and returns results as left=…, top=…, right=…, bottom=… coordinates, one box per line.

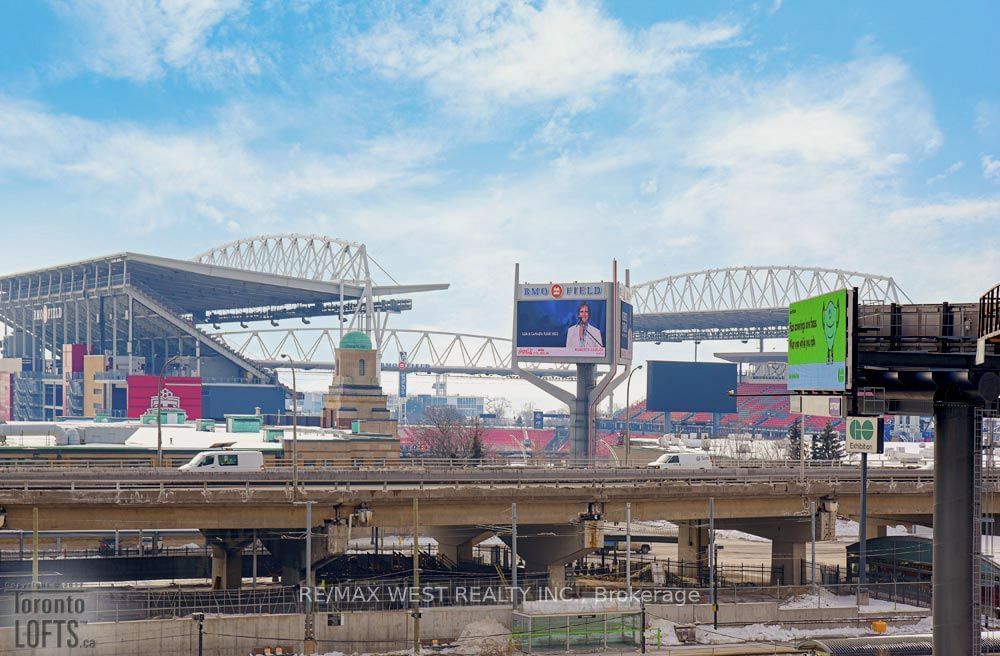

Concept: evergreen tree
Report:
left=786, top=419, right=802, bottom=460
left=810, top=422, right=845, bottom=461
left=470, top=430, right=485, bottom=461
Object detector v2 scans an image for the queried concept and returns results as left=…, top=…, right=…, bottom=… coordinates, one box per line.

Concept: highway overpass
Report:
left=0, top=466, right=962, bottom=590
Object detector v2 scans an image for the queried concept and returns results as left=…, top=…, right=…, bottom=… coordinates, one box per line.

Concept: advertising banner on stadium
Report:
left=515, top=282, right=611, bottom=362
left=787, top=289, right=854, bottom=392
left=126, top=375, right=203, bottom=419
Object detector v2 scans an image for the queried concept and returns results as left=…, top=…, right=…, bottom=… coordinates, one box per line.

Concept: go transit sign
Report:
left=845, top=416, right=885, bottom=454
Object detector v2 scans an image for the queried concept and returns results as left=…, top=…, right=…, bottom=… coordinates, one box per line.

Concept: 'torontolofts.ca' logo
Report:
left=12, top=586, right=95, bottom=650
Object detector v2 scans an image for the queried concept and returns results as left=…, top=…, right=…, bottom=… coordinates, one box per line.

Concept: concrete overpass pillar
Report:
left=499, top=522, right=602, bottom=592
left=676, top=520, right=708, bottom=574
left=202, top=530, right=253, bottom=590
left=263, top=522, right=342, bottom=586
left=211, top=543, right=245, bottom=590
left=427, top=528, right=492, bottom=566
left=865, top=518, right=888, bottom=540
left=715, top=511, right=836, bottom=586
left=771, top=541, right=806, bottom=586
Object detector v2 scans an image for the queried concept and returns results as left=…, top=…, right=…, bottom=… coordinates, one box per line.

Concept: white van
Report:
left=647, top=453, right=713, bottom=470
left=179, top=450, right=265, bottom=472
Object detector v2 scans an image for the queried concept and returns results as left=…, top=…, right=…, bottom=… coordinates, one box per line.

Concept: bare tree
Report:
left=516, top=403, right=538, bottom=428
left=484, top=396, right=512, bottom=424
left=412, top=406, right=490, bottom=460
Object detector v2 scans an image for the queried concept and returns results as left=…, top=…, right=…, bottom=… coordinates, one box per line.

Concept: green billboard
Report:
left=787, top=289, right=850, bottom=391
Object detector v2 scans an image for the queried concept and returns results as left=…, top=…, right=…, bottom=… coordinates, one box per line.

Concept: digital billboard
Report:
left=619, top=299, right=633, bottom=364
left=787, top=289, right=852, bottom=392
left=516, top=282, right=610, bottom=362
left=646, top=361, right=737, bottom=414
left=126, top=375, right=203, bottom=419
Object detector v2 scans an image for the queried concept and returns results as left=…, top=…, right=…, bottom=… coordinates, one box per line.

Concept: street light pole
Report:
left=157, top=354, right=180, bottom=468
left=624, top=365, right=643, bottom=468
left=280, top=354, right=299, bottom=497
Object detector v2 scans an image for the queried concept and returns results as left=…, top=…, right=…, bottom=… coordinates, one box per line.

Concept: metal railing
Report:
left=0, top=580, right=932, bottom=627
left=0, top=454, right=940, bottom=471
left=577, top=556, right=783, bottom=587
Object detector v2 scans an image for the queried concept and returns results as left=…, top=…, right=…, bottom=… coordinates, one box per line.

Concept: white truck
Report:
left=179, top=450, right=265, bottom=472
left=646, top=452, right=713, bottom=470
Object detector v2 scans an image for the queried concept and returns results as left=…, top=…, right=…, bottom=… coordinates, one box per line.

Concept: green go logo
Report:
left=850, top=419, right=875, bottom=440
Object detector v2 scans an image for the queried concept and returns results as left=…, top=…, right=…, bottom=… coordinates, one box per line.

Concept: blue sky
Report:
left=1, top=1, right=999, bottom=400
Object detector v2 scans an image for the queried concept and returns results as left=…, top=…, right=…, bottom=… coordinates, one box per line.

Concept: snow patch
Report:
left=520, top=598, right=638, bottom=613
left=781, top=588, right=927, bottom=612
left=448, top=618, right=510, bottom=655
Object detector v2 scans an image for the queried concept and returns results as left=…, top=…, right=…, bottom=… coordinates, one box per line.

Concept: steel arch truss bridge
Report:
left=211, top=327, right=573, bottom=378
left=631, top=266, right=909, bottom=343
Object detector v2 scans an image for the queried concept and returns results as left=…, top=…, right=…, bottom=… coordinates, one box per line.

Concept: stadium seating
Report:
left=610, top=381, right=843, bottom=436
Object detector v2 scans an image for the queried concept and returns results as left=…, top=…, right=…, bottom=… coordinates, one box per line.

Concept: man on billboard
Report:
left=565, top=302, right=604, bottom=349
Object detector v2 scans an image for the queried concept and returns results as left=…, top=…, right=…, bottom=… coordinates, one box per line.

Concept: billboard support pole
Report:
left=511, top=263, right=633, bottom=462
left=586, top=263, right=633, bottom=459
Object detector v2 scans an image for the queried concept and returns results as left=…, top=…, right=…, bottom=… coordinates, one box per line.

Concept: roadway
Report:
left=0, top=464, right=947, bottom=532
left=0, top=464, right=936, bottom=489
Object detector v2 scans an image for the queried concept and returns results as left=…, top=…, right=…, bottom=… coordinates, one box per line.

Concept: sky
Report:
left=0, top=0, right=998, bottom=407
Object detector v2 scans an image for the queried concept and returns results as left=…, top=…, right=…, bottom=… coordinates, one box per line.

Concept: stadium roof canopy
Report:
left=0, top=246, right=447, bottom=383
left=0, top=252, right=447, bottom=314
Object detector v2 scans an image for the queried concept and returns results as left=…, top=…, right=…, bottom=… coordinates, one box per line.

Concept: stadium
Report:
left=0, top=233, right=920, bottom=457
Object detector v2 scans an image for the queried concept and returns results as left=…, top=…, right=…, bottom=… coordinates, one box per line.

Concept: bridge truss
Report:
left=210, top=326, right=574, bottom=379
left=631, top=266, right=910, bottom=342
left=191, top=234, right=446, bottom=352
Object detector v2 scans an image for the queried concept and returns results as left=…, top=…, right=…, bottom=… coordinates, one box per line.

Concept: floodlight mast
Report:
left=510, top=262, right=633, bottom=463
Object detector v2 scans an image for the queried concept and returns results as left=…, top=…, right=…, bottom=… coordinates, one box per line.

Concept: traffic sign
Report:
left=845, top=416, right=885, bottom=454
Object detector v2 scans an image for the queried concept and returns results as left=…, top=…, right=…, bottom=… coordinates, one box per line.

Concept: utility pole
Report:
left=858, top=451, right=868, bottom=605
left=412, top=498, right=421, bottom=654
left=709, top=498, right=717, bottom=630
left=290, top=501, right=316, bottom=653
left=512, top=502, right=519, bottom=609
left=252, top=528, right=257, bottom=589
left=280, top=354, right=299, bottom=497
left=31, top=507, right=38, bottom=587
left=625, top=365, right=643, bottom=467
left=799, top=415, right=806, bottom=484
left=626, top=502, right=633, bottom=598
left=810, top=500, right=817, bottom=604
left=193, top=612, right=204, bottom=656
left=156, top=354, right=180, bottom=468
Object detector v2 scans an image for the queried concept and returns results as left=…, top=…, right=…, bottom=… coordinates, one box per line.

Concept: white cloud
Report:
left=927, top=160, right=964, bottom=184
left=349, top=0, right=740, bottom=114
left=0, top=97, right=441, bottom=232
left=975, top=101, right=1000, bottom=137
left=984, top=155, right=1000, bottom=183
left=888, top=199, right=1000, bottom=226
left=51, top=0, right=258, bottom=82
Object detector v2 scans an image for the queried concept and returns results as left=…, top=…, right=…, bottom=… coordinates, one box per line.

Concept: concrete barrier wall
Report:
left=648, top=602, right=929, bottom=628
left=0, top=606, right=512, bottom=656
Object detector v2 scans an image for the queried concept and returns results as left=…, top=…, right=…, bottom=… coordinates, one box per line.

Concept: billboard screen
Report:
left=126, top=375, right=203, bottom=419
left=619, top=301, right=633, bottom=363
left=516, top=282, right=610, bottom=362
left=787, top=289, right=851, bottom=391
left=646, top=361, right=737, bottom=413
